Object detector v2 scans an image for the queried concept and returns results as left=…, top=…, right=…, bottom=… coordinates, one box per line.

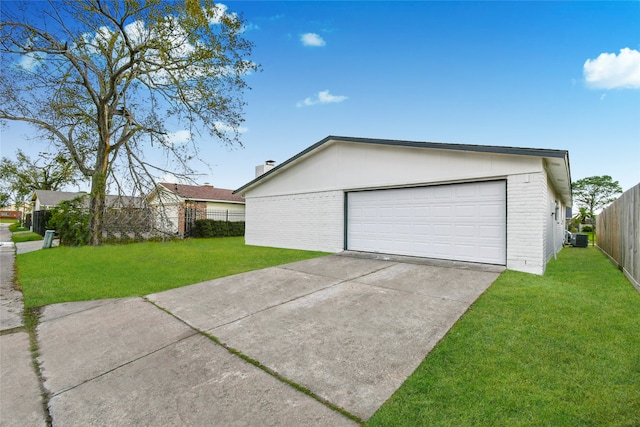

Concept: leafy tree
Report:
left=571, top=175, right=623, bottom=218
left=0, top=192, right=10, bottom=208
left=0, top=0, right=257, bottom=245
left=0, top=149, right=81, bottom=205
left=574, top=206, right=593, bottom=224
left=569, top=206, right=594, bottom=231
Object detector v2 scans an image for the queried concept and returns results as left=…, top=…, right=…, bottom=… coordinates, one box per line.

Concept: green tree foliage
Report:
left=0, top=149, right=80, bottom=206
left=47, top=196, right=91, bottom=246
left=571, top=175, right=623, bottom=218
left=0, top=192, right=10, bottom=208
left=0, top=0, right=257, bottom=245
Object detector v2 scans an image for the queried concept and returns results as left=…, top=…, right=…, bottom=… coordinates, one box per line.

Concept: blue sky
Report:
left=2, top=1, right=639, bottom=193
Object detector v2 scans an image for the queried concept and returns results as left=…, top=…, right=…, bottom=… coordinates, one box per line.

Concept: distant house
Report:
left=147, top=183, right=245, bottom=236
left=30, top=190, right=145, bottom=235
left=0, top=210, right=21, bottom=220
left=31, top=190, right=144, bottom=211
left=31, top=190, right=86, bottom=211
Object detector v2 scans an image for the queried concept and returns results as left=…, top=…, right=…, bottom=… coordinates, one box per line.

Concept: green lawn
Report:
left=11, top=231, right=43, bottom=243
left=8, top=222, right=28, bottom=232
left=17, top=237, right=329, bottom=308
left=367, top=246, right=640, bottom=426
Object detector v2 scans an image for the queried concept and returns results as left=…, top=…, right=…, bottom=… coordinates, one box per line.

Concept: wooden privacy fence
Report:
left=597, top=183, right=640, bottom=290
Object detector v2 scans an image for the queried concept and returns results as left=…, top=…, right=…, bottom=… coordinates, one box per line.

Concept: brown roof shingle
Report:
left=160, top=183, right=244, bottom=203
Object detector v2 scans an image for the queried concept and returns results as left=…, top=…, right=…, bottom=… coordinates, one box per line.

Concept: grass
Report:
left=8, top=222, right=28, bottom=232
left=11, top=231, right=43, bottom=243
left=17, top=237, right=329, bottom=308
left=367, top=246, right=640, bottom=426
left=6, top=221, right=43, bottom=242
left=0, top=218, right=19, bottom=224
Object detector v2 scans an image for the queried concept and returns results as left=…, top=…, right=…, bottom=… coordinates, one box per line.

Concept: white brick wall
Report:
left=507, top=172, right=546, bottom=275
left=245, top=190, right=344, bottom=252
left=543, top=174, right=566, bottom=265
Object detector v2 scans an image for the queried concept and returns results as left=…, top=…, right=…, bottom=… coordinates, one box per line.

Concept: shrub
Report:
left=47, top=197, right=91, bottom=246
left=192, top=219, right=245, bottom=238
left=582, top=225, right=593, bottom=232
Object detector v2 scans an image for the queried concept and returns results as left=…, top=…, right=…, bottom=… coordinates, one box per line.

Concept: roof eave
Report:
left=182, top=198, right=245, bottom=204
left=234, top=135, right=572, bottom=195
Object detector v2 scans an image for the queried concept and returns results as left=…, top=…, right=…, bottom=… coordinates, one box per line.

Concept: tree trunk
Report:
left=89, top=170, right=107, bottom=245
left=89, top=102, right=111, bottom=246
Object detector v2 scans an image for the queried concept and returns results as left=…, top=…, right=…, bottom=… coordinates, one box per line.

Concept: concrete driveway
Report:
left=34, top=253, right=502, bottom=425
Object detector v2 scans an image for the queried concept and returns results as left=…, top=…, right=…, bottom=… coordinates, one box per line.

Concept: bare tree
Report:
left=0, top=0, right=257, bottom=244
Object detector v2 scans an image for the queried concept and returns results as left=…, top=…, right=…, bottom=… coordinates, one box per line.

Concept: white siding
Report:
left=147, top=189, right=181, bottom=234
left=245, top=190, right=344, bottom=252
left=205, top=201, right=245, bottom=212
left=205, top=201, right=245, bottom=222
left=544, top=174, right=566, bottom=265
left=247, top=142, right=544, bottom=198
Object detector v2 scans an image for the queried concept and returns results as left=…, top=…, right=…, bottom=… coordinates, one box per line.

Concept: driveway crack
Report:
left=143, top=297, right=364, bottom=426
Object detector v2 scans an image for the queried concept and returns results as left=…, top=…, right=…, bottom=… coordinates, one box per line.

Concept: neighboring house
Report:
left=0, top=210, right=21, bottom=220
left=31, top=190, right=144, bottom=210
left=30, top=190, right=146, bottom=235
left=32, top=190, right=87, bottom=211
left=234, top=136, right=572, bottom=275
left=147, top=183, right=245, bottom=236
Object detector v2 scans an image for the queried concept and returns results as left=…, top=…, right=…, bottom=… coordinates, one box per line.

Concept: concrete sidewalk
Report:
left=15, top=238, right=59, bottom=255
left=32, top=254, right=500, bottom=425
left=0, top=223, right=48, bottom=426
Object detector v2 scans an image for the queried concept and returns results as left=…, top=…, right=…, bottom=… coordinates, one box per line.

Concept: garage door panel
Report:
left=347, top=181, right=506, bottom=265
left=454, top=224, right=476, bottom=238
left=479, top=225, right=502, bottom=237
left=479, top=204, right=502, bottom=216
left=454, top=205, right=476, bottom=218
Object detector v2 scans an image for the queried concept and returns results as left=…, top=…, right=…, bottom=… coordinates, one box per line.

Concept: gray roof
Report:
left=234, top=135, right=572, bottom=203
left=32, top=190, right=87, bottom=207
left=32, top=190, right=145, bottom=209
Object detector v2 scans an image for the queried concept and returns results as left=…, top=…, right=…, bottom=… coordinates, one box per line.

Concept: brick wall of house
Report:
left=177, top=203, right=185, bottom=236
left=506, top=172, right=546, bottom=275
left=245, top=190, right=344, bottom=252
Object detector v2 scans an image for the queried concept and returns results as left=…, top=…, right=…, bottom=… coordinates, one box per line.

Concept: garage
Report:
left=347, top=181, right=506, bottom=265
left=236, top=136, right=572, bottom=275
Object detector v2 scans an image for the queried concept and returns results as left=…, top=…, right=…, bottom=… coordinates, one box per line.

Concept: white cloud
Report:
left=584, top=48, right=640, bottom=89
left=165, top=130, right=191, bottom=145
left=296, top=90, right=348, bottom=107
left=160, top=173, right=190, bottom=184
left=16, top=52, right=46, bottom=71
left=301, top=33, right=326, bottom=47
left=214, top=121, right=248, bottom=133
left=206, top=3, right=240, bottom=26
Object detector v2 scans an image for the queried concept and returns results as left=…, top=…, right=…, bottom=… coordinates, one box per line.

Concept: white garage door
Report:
left=347, top=181, right=506, bottom=264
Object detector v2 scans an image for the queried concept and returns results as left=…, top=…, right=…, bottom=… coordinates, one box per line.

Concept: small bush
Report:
left=47, top=197, right=91, bottom=246
left=192, top=219, right=245, bottom=238
left=582, top=225, right=593, bottom=232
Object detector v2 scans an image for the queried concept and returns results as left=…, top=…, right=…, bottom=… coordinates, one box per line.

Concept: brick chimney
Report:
left=255, top=160, right=276, bottom=178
